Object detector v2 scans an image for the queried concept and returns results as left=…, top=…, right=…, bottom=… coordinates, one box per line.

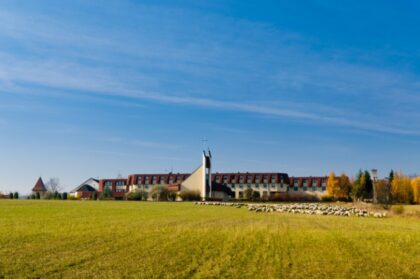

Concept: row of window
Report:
left=292, top=179, right=327, bottom=187
left=216, top=176, right=280, bottom=184
left=104, top=181, right=126, bottom=187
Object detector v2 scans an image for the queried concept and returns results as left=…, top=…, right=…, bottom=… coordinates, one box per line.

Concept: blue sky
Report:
left=1, top=0, right=419, bottom=193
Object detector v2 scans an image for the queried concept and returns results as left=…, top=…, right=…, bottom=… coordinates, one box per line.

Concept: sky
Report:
left=0, top=0, right=419, bottom=193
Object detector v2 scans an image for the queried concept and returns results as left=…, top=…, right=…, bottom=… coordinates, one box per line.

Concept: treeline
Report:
left=28, top=191, right=68, bottom=200
left=327, top=170, right=420, bottom=205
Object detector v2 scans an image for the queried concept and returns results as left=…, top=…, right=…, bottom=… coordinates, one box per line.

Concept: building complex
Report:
left=61, top=151, right=329, bottom=201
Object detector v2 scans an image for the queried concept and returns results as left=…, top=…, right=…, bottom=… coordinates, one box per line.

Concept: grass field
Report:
left=0, top=200, right=419, bottom=278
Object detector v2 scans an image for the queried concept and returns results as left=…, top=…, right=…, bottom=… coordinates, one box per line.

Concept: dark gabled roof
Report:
left=32, top=177, right=47, bottom=192
left=70, top=178, right=99, bottom=193
left=74, top=184, right=97, bottom=192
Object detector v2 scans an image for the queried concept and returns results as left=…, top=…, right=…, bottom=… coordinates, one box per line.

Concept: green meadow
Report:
left=0, top=200, right=419, bottom=278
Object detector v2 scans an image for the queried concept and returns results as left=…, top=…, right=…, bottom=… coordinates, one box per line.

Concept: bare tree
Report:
left=46, top=177, right=61, bottom=192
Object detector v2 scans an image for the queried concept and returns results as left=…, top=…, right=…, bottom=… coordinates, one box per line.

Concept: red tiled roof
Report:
left=32, top=177, right=47, bottom=192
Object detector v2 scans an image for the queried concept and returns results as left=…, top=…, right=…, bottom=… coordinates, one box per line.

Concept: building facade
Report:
left=91, top=151, right=330, bottom=201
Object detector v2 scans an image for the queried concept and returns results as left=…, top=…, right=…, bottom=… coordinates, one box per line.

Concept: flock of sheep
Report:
left=194, top=202, right=387, bottom=218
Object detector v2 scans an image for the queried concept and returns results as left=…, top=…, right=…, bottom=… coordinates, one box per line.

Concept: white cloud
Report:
left=0, top=3, right=419, bottom=137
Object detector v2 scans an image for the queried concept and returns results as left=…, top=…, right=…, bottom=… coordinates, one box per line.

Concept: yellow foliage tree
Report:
left=391, top=172, right=413, bottom=204
left=327, top=172, right=339, bottom=197
left=412, top=177, right=420, bottom=204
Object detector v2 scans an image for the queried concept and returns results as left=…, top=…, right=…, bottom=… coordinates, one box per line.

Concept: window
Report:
left=137, top=177, right=142, bottom=185
left=152, top=176, right=157, bottom=184
left=312, top=180, right=318, bottom=187
left=303, top=179, right=308, bottom=187
left=231, top=183, right=235, bottom=189
left=116, top=181, right=125, bottom=186
left=160, top=176, right=165, bottom=184
left=312, top=186, right=317, bottom=191
left=303, top=186, right=307, bottom=191
left=322, top=186, right=326, bottom=191
left=294, top=180, right=299, bottom=187
left=223, top=176, right=227, bottom=184
left=177, top=175, right=181, bottom=181
left=239, top=176, right=243, bottom=188
left=169, top=176, right=174, bottom=183
left=294, top=186, right=298, bottom=191
left=321, top=178, right=327, bottom=187
left=263, top=176, right=267, bottom=183
left=271, top=176, right=276, bottom=183
left=104, top=181, right=112, bottom=187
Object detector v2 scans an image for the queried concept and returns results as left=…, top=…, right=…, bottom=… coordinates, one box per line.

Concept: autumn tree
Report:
left=391, top=172, right=413, bottom=204
left=336, top=173, right=351, bottom=200
left=327, top=172, right=339, bottom=197
left=411, top=177, right=420, bottom=204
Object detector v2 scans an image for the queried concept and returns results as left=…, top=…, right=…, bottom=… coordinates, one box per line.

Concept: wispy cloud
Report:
left=103, top=137, right=180, bottom=150
left=0, top=3, right=419, bottom=137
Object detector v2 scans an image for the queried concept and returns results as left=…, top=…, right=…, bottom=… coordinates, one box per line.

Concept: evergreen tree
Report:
left=13, top=192, right=19, bottom=199
left=62, top=192, right=68, bottom=200
left=352, top=170, right=363, bottom=200
left=389, top=170, right=394, bottom=184
left=363, top=170, right=373, bottom=199
left=9, top=192, right=13, bottom=199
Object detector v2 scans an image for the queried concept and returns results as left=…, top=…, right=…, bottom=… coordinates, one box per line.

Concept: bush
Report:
left=179, top=190, right=201, bottom=201
left=68, top=195, right=79, bottom=200
left=150, top=185, right=169, bottom=201
left=321, top=194, right=334, bottom=202
left=125, top=190, right=147, bottom=201
left=168, top=192, right=177, bottom=201
left=91, top=192, right=97, bottom=200
left=392, top=205, right=405, bottom=215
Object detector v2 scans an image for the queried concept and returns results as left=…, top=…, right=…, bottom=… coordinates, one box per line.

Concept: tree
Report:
left=389, top=170, right=394, bottom=184
left=327, top=172, right=339, bottom=197
left=62, top=192, right=68, bottom=200
left=244, top=188, right=260, bottom=201
left=36, top=192, right=41, bottom=199
left=244, top=188, right=254, bottom=200
left=374, top=179, right=391, bottom=207
left=391, top=172, right=413, bottom=204
left=9, top=192, right=13, bottom=199
left=336, top=173, right=351, bottom=200
left=100, top=187, right=113, bottom=200
left=362, top=170, right=373, bottom=199
left=13, top=192, right=19, bottom=199
left=411, top=177, right=420, bottom=204
left=150, top=185, right=169, bottom=201
left=351, top=170, right=363, bottom=200
left=45, top=178, right=61, bottom=193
